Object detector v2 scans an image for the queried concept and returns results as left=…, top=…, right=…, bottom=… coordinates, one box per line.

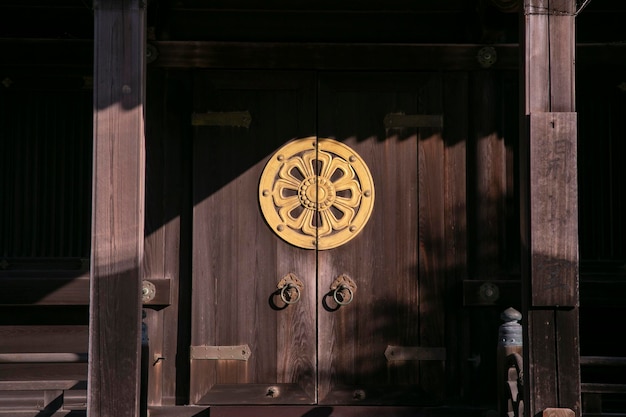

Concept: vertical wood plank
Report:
left=316, top=73, right=423, bottom=404
left=189, top=71, right=317, bottom=404
left=470, top=71, right=507, bottom=278
left=144, top=68, right=189, bottom=405
left=524, top=0, right=550, bottom=113
left=144, top=68, right=166, bottom=407
left=555, top=308, right=581, bottom=409
left=529, top=112, right=578, bottom=307
left=528, top=310, right=558, bottom=410
left=443, top=72, right=468, bottom=399
left=89, top=0, right=146, bottom=416
left=549, top=0, right=576, bottom=112
left=522, top=1, right=580, bottom=416
left=418, top=73, right=446, bottom=400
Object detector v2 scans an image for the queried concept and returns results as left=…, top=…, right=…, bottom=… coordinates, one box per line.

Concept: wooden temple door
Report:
left=190, top=71, right=447, bottom=408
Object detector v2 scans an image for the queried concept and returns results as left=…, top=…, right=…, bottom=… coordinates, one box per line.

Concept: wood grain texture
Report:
left=529, top=112, right=578, bottom=307
left=548, top=0, right=576, bottom=112
left=190, top=71, right=316, bottom=404
left=3, top=39, right=626, bottom=71
left=470, top=72, right=507, bottom=278
left=144, top=68, right=191, bottom=405
left=0, top=326, right=88, bottom=353
left=528, top=309, right=558, bottom=411
left=522, top=1, right=580, bottom=415
left=89, top=1, right=146, bottom=416
left=151, top=42, right=519, bottom=71
left=555, top=309, right=581, bottom=411
left=442, top=72, right=469, bottom=400
left=417, top=74, right=446, bottom=401
left=317, top=73, right=424, bottom=404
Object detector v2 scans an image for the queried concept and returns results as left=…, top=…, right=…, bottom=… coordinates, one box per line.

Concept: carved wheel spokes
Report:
left=259, top=137, right=375, bottom=250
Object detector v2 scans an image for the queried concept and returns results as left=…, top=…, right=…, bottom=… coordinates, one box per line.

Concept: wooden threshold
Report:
left=206, top=405, right=486, bottom=417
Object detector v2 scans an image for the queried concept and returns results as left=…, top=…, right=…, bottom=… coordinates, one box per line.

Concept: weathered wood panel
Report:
left=190, top=71, right=317, bottom=404
left=150, top=42, right=519, bottom=71
left=521, top=1, right=580, bottom=416
left=144, top=68, right=191, bottom=405
left=89, top=1, right=146, bottom=416
left=3, top=39, right=626, bottom=71
left=316, top=73, right=429, bottom=404
left=417, top=74, right=447, bottom=402
left=0, top=276, right=169, bottom=306
left=442, top=72, right=469, bottom=400
left=529, top=112, right=578, bottom=307
left=0, top=326, right=87, bottom=353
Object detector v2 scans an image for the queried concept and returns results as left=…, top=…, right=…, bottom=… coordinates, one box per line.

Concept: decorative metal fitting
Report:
left=146, top=43, right=159, bottom=64
left=477, top=46, right=498, bottom=68
left=479, top=281, right=500, bottom=303
left=142, top=280, right=156, bottom=303
left=259, top=137, right=375, bottom=250
left=330, top=274, right=357, bottom=306
left=499, top=307, right=523, bottom=347
left=276, top=273, right=304, bottom=305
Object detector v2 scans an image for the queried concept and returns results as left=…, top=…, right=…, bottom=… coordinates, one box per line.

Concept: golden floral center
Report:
left=298, top=176, right=336, bottom=210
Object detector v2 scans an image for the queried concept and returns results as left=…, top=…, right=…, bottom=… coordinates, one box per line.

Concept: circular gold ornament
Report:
left=259, top=137, right=375, bottom=250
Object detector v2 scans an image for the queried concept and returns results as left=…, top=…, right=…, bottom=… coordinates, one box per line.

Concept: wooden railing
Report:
left=0, top=258, right=170, bottom=416
left=0, top=325, right=88, bottom=416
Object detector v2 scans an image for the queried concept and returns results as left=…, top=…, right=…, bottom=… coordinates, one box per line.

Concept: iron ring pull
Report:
left=277, top=273, right=304, bottom=305
left=330, top=274, right=357, bottom=306
left=333, top=284, right=354, bottom=305
left=280, top=283, right=301, bottom=304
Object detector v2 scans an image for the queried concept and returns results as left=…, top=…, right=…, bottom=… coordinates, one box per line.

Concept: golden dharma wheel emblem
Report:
left=259, top=137, right=375, bottom=250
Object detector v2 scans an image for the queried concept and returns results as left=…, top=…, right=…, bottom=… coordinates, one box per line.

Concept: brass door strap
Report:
left=190, top=345, right=251, bottom=361
left=383, top=113, right=443, bottom=128
left=384, top=346, right=446, bottom=361
left=192, top=111, right=252, bottom=128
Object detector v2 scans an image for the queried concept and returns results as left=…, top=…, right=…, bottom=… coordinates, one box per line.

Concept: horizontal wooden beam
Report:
left=581, top=383, right=626, bottom=394
left=0, top=411, right=85, bottom=417
left=0, top=277, right=170, bottom=306
left=0, top=363, right=87, bottom=381
left=1, top=39, right=625, bottom=70
left=150, top=41, right=519, bottom=70
left=148, top=406, right=210, bottom=417
left=0, top=326, right=88, bottom=353
left=207, top=406, right=484, bottom=417
left=580, top=356, right=626, bottom=366
left=0, top=380, right=83, bottom=391
left=463, top=276, right=626, bottom=307
left=2, top=274, right=620, bottom=307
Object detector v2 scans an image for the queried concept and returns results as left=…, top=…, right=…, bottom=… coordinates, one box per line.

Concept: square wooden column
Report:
left=89, top=0, right=146, bottom=416
left=520, top=0, right=581, bottom=416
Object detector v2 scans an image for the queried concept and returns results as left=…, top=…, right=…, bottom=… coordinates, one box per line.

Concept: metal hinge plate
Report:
left=190, top=345, right=251, bottom=361
left=384, top=113, right=443, bottom=128
left=384, top=346, right=446, bottom=361
left=192, top=111, right=252, bottom=128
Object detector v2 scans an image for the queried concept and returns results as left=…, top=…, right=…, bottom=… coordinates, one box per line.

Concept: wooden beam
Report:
left=149, top=41, right=520, bottom=70
left=521, top=1, right=581, bottom=416
left=529, top=112, right=578, bottom=306
left=2, top=39, right=626, bottom=70
left=0, top=277, right=170, bottom=306
left=89, top=0, right=146, bottom=416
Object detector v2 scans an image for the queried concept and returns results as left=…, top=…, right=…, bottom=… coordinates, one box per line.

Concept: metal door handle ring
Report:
left=333, top=285, right=354, bottom=305
left=280, top=284, right=301, bottom=304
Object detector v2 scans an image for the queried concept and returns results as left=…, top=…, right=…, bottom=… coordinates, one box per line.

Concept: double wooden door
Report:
left=190, top=71, right=448, bottom=406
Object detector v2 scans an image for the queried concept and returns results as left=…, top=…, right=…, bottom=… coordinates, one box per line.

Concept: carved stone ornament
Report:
left=259, top=137, right=375, bottom=250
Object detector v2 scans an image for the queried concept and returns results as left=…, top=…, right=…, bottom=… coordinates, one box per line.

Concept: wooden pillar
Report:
left=89, top=1, right=146, bottom=416
left=520, top=1, right=580, bottom=416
